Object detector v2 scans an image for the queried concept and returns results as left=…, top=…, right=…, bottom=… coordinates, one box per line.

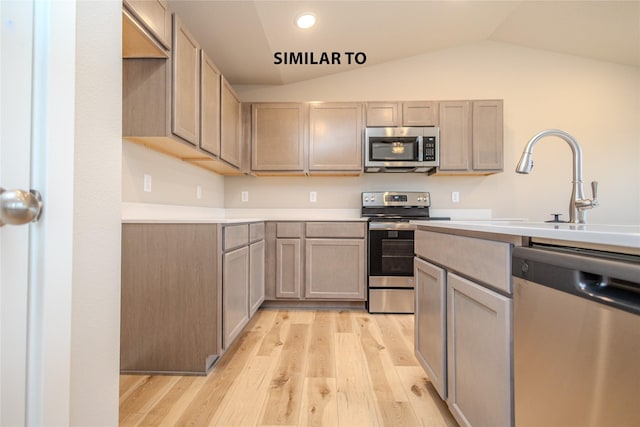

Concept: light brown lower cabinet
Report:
left=120, top=223, right=219, bottom=375
left=447, top=272, right=512, bottom=427
left=267, top=221, right=367, bottom=302
left=249, top=240, right=265, bottom=316
left=415, top=228, right=515, bottom=427
left=275, top=238, right=302, bottom=298
left=305, top=238, right=365, bottom=299
left=222, top=246, right=250, bottom=350
left=222, top=223, right=265, bottom=350
left=414, top=257, right=447, bottom=399
left=120, top=221, right=265, bottom=374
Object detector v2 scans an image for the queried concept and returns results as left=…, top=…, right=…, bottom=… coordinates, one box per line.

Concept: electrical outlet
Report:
left=241, top=191, right=249, bottom=202
left=310, top=191, right=317, bottom=203
left=143, top=174, right=152, bottom=192
left=451, top=191, right=460, bottom=203
left=196, top=185, right=202, bottom=199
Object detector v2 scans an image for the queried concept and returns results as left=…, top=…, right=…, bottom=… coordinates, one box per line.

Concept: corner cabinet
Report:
left=436, top=100, right=503, bottom=175
left=414, top=228, right=516, bottom=427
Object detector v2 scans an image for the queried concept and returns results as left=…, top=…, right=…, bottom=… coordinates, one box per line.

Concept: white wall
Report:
left=123, top=141, right=225, bottom=208
left=227, top=41, right=640, bottom=224
left=70, top=1, right=122, bottom=425
left=121, top=41, right=639, bottom=223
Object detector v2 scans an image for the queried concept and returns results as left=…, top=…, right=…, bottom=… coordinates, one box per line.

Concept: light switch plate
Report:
left=310, top=191, right=317, bottom=202
left=452, top=191, right=460, bottom=203
left=241, top=191, right=249, bottom=202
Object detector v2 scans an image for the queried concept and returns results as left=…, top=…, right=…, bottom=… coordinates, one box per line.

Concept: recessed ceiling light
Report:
left=296, top=13, right=316, bottom=29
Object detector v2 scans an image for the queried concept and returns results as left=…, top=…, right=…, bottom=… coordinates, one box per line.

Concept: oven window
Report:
left=369, top=137, right=418, bottom=161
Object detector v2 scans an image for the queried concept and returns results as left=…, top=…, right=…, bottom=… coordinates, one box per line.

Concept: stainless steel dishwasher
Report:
left=512, top=244, right=640, bottom=427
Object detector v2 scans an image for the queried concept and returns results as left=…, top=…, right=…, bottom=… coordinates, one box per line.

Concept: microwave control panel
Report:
left=424, top=136, right=437, bottom=161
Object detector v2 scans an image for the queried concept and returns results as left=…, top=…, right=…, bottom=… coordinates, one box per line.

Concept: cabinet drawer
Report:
left=224, top=224, right=249, bottom=251
left=276, top=222, right=303, bottom=238
left=415, top=230, right=512, bottom=294
left=305, top=222, right=366, bottom=238
left=249, top=222, right=265, bottom=242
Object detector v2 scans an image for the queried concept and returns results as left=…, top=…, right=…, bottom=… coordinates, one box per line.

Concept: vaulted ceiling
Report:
left=167, top=0, right=640, bottom=85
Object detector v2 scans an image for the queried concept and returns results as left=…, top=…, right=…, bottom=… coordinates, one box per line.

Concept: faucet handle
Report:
left=591, top=181, right=599, bottom=206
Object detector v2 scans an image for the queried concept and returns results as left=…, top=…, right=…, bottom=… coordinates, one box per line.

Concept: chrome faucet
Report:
left=516, top=129, right=599, bottom=224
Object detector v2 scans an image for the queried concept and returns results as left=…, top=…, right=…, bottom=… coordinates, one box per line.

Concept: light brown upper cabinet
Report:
left=436, top=100, right=503, bottom=175
left=122, top=0, right=171, bottom=58
left=251, top=103, right=307, bottom=174
left=200, top=51, right=221, bottom=157
left=472, top=100, right=504, bottom=171
left=220, top=77, right=242, bottom=169
left=366, top=102, right=401, bottom=126
left=402, top=101, right=438, bottom=126
left=123, top=10, right=243, bottom=175
left=366, top=101, right=438, bottom=127
left=308, top=103, right=364, bottom=174
left=172, top=16, right=200, bottom=146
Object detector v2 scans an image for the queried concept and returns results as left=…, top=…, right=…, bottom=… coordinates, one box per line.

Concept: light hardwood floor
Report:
left=119, top=309, right=458, bottom=426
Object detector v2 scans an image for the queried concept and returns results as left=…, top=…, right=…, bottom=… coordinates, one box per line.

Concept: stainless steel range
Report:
left=362, top=191, right=448, bottom=314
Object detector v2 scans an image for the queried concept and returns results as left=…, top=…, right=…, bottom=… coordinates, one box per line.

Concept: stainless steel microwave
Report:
left=364, top=126, right=439, bottom=172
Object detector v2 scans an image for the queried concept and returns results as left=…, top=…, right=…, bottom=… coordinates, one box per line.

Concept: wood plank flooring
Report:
left=119, top=309, right=458, bottom=427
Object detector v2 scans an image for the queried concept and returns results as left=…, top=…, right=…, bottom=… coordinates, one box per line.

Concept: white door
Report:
left=1, top=1, right=74, bottom=425
left=1, top=2, right=37, bottom=425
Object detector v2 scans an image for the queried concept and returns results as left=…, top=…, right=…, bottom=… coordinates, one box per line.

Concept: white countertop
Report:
left=121, top=203, right=367, bottom=223
left=412, top=220, right=640, bottom=250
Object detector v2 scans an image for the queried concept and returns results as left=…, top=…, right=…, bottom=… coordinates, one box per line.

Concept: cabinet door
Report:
left=438, top=101, right=471, bottom=171
left=251, top=103, right=305, bottom=172
left=305, top=239, right=365, bottom=300
left=414, top=257, right=447, bottom=400
left=472, top=100, right=503, bottom=171
left=402, top=101, right=438, bottom=126
left=366, top=102, right=400, bottom=126
left=172, top=16, right=200, bottom=145
left=123, top=0, right=172, bottom=50
left=249, top=240, right=265, bottom=316
left=308, top=103, right=363, bottom=172
left=223, top=246, right=250, bottom=350
left=220, top=77, right=242, bottom=168
left=276, top=238, right=302, bottom=298
left=447, top=272, right=512, bottom=427
left=200, top=51, right=220, bottom=156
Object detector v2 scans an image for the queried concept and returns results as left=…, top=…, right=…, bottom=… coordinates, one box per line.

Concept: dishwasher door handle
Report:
left=577, top=272, right=640, bottom=315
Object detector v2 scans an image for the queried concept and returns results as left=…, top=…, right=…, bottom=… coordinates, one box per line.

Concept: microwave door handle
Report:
left=417, top=136, right=423, bottom=161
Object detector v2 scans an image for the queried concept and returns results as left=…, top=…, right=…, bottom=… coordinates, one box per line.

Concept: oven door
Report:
left=368, top=229, right=414, bottom=285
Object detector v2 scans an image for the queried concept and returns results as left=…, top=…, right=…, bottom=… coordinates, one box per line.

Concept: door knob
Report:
left=0, top=188, right=43, bottom=227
